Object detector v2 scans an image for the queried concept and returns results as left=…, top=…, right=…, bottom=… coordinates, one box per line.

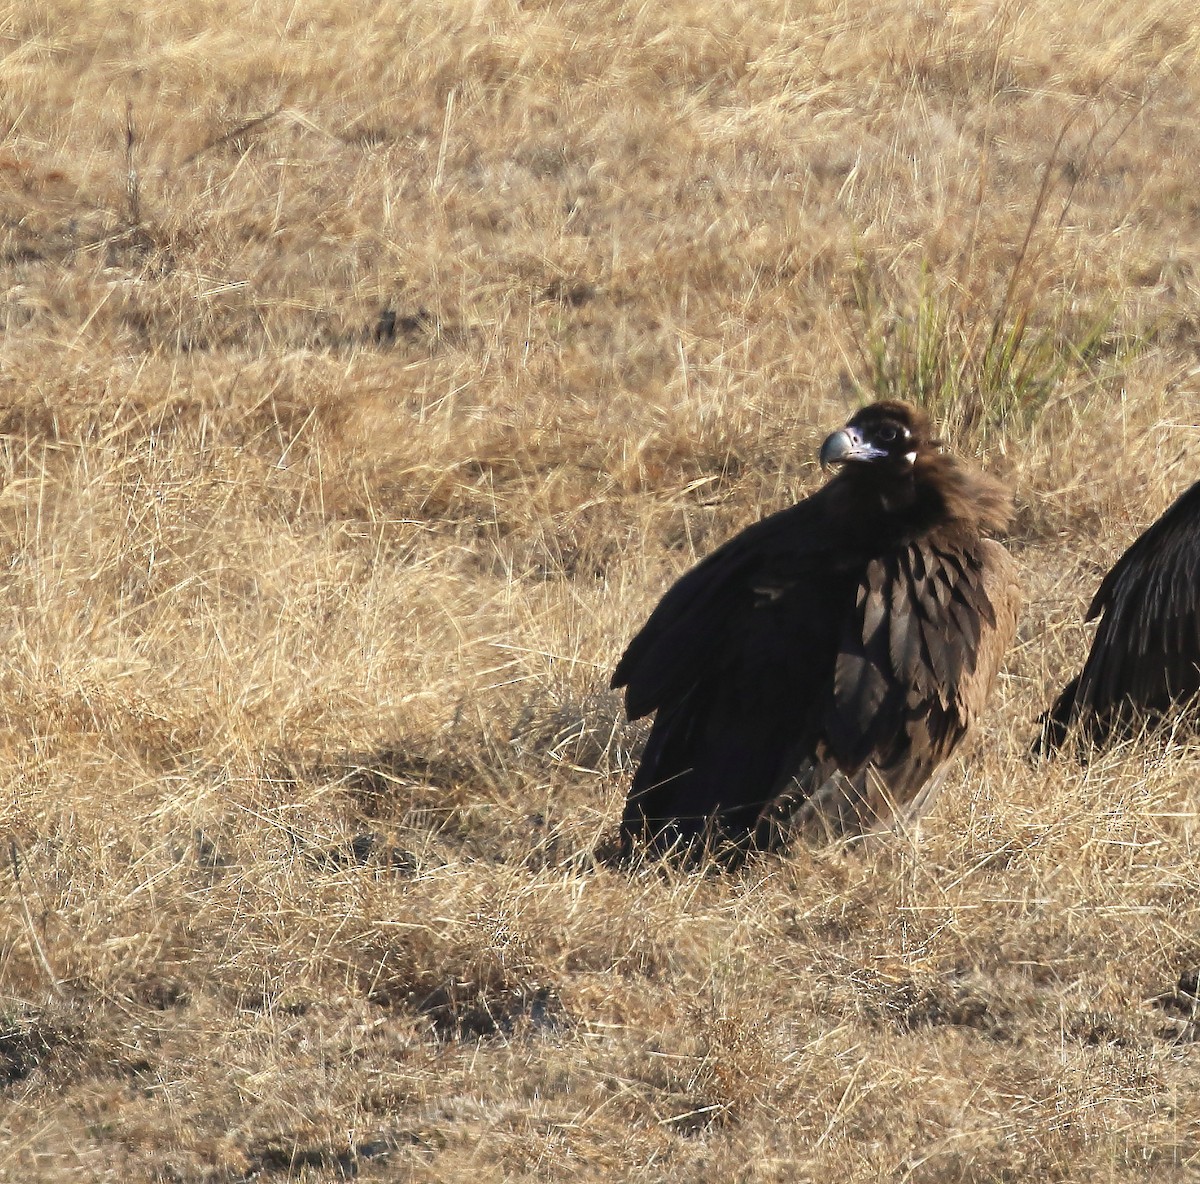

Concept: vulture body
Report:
left=1038, top=479, right=1200, bottom=752
left=611, top=401, right=1021, bottom=859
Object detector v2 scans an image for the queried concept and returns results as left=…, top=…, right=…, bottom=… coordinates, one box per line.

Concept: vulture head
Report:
left=818, top=401, right=937, bottom=474
left=818, top=400, right=1010, bottom=532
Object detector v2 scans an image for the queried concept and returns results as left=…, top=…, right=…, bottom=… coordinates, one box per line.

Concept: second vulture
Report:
left=1037, top=478, right=1200, bottom=752
left=611, top=400, right=1022, bottom=859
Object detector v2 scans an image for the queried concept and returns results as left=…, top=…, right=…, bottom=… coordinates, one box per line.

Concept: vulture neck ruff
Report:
left=832, top=447, right=1013, bottom=539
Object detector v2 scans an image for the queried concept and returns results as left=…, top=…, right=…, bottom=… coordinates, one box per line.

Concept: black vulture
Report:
left=1037, top=479, right=1200, bottom=752
left=610, top=400, right=1021, bottom=860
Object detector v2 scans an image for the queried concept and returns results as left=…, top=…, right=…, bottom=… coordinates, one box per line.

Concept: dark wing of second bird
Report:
left=612, top=487, right=1011, bottom=854
left=1039, top=480, right=1200, bottom=749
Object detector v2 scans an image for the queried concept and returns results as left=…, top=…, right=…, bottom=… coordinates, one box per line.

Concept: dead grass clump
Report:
left=0, top=1004, right=83, bottom=1085
left=855, top=968, right=1013, bottom=1041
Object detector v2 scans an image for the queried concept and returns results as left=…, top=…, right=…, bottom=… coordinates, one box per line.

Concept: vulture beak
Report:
left=819, top=426, right=888, bottom=470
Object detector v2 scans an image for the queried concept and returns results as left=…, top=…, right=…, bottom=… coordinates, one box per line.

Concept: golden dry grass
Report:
left=4, top=0, right=1200, bottom=1179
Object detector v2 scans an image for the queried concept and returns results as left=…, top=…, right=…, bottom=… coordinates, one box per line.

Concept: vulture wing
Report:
left=1041, top=480, right=1200, bottom=748
left=783, top=533, right=1019, bottom=842
left=612, top=488, right=863, bottom=849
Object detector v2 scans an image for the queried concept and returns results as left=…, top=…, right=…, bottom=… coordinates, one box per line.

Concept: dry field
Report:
left=5, top=1, right=1200, bottom=1179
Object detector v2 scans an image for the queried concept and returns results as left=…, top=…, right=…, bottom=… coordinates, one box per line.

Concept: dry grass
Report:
left=4, top=0, right=1200, bottom=1178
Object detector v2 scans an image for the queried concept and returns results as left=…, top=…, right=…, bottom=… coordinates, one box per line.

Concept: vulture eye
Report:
left=875, top=424, right=899, bottom=443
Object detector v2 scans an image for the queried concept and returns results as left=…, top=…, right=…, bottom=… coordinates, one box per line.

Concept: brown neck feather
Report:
left=914, top=452, right=1013, bottom=535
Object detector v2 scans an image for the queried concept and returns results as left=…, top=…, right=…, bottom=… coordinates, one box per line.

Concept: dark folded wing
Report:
left=823, top=532, right=1020, bottom=801
left=1065, top=480, right=1200, bottom=719
left=612, top=489, right=869, bottom=848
